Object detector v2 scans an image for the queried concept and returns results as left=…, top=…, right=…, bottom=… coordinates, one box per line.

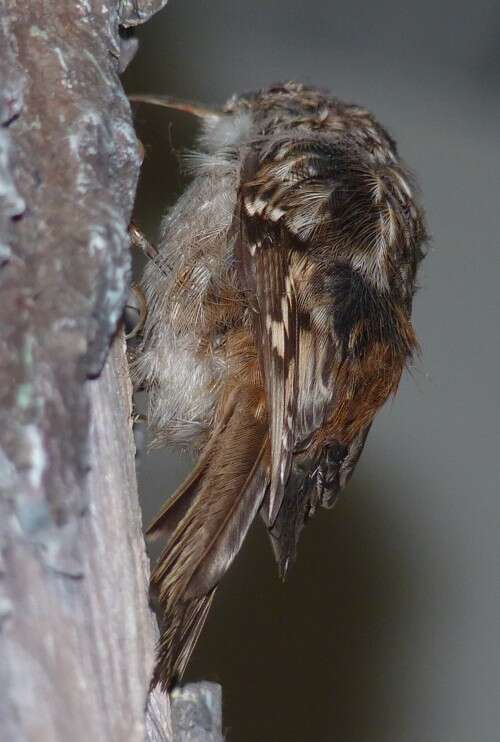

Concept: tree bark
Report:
left=0, top=1, right=176, bottom=740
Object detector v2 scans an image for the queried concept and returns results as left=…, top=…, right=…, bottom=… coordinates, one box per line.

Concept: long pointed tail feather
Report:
left=149, top=387, right=269, bottom=690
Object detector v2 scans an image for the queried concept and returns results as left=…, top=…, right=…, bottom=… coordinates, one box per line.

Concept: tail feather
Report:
left=147, top=390, right=241, bottom=543
left=262, top=456, right=315, bottom=578
left=152, top=590, right=216, bottom=691
left=149, top=387, right=269, bottom=690
left=263, top=425, right=372, bottom=578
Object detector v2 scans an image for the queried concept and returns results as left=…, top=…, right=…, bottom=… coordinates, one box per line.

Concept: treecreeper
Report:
left=130, top=81, right=427, bottom=691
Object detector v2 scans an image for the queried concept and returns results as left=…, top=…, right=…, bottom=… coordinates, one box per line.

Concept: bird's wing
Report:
left=234, top=147, right=339, bottom=530
left=235, top=140, right=418, bottom=573
left=236, top=215, right=298, bottom=525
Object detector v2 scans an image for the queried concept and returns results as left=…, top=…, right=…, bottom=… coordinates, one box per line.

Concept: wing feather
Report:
left=255, top=242, right=298, bottom=524
left=236, top=206, right=300, bottom=525
left=234, top=147, right=381, bottom=572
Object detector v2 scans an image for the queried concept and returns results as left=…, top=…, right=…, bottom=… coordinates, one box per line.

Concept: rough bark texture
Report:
left=0, top=333, right=173, bottom=742
left=0, top=1, right=176, bottom=740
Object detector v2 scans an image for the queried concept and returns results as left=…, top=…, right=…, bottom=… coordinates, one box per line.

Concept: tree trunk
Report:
left=0, top=1, right=178, bottom=740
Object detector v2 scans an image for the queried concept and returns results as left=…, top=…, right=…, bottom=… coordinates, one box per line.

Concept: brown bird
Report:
left=131, top=81, right=427, bottom=691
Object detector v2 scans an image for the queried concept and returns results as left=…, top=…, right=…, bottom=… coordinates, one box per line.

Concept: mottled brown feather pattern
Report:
left=133, top=81, right=427, bottom=690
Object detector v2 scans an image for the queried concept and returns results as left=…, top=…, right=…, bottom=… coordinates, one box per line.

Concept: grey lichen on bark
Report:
left=0, top=0, right=174, bottom=740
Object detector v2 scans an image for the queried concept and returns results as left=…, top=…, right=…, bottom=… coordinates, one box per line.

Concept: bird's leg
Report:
left=125, top=223, right=174, bottom=339
left=129, top=222, right=172, bottom=277
left=129, top=222, right=155, bottom=261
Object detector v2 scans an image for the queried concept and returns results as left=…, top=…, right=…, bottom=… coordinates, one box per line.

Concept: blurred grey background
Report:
left=122, top=1, right=500, bottom=740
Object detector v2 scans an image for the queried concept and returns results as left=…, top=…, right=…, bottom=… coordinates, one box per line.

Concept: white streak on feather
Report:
left=281, top=296, right=289, bottom=332
left=268, top=206, right=285, bottom=221
left=271, top=321, right=285, bottom=357
left=392, top=168, right=412, bottom=198
left=244, top=196, right=267, bottom=216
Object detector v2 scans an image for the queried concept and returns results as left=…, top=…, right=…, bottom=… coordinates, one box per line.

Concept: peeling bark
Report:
left=0, top=1, right=174, bottom=740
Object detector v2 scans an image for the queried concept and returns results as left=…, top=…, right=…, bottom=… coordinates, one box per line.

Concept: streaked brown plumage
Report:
left=131, top=81, right=427, bottom=690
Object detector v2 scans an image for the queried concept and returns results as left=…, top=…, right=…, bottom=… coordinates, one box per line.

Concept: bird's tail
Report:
left=147, top=387, right=269, bottom=691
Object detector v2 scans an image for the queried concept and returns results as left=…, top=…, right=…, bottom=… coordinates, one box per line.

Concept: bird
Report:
left=130, top=81, right=427, bottom=691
